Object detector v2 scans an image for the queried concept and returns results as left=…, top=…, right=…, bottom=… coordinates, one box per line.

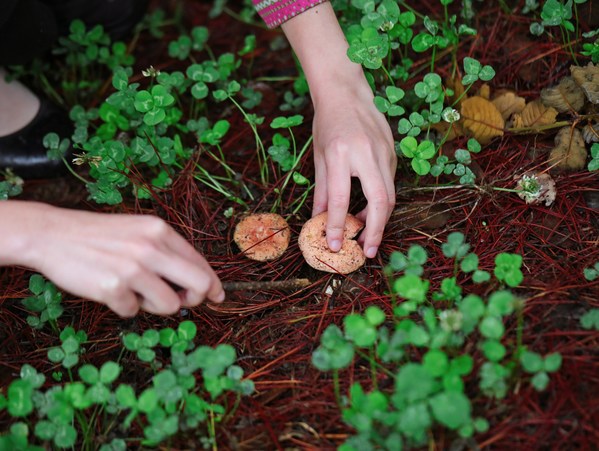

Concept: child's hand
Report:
left=1, top=202, right=224, bottom=317
left=281, top=2, right=397, bottom=257
left=312, top=81, right=396, bottom=258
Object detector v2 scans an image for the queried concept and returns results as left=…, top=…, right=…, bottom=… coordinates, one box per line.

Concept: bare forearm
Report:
left=0, top=201, right=45, bottom=267
left=281, top=2, right=371, bottom=107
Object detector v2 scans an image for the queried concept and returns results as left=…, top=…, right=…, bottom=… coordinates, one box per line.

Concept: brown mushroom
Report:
left=233, top=213, right=291, bottom=261
left=298, top=212, right=365, bottom=274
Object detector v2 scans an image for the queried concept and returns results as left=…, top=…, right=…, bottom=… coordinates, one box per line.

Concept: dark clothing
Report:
left=0, top=0, right=148, bottom=65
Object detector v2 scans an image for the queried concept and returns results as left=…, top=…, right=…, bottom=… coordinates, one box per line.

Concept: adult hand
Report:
left=1, top=202, right=224, bottom=317
left=312, top=80, right=396, bottom=258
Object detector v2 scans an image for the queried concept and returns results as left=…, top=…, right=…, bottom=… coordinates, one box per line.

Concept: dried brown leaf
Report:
left=478, top=84, right=491, bottom=100
left=460, top=96, right=505, bottom=144
left=492, top=91, right=527, bottom=120
left=540, top=76, right=586, bottom=112
left=549, top=127, right=587, bottom=171
left=582, top=122, right=599, bottom=143
left=570, top=62, right=599, bottom=104
left=512, top=100, right=558, bottom=128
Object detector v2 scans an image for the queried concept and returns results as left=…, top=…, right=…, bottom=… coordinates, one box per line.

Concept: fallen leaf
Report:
left=430, top=121, right=463, bottom=142
left=548, top=127, right=587, bottom=171
left=478, top=84, right=491, bottom=100
left=514, top=172, right=556, bottom=206
left=446, top=77, right=466, bottom=107
left=582, top=121, right=599, bottom=143
left=540, top=76, right=586, bottom=113
left=570, top=62, right=599, bottom=104
left=512, top=100, right=558, bottom=128
left=393, top=202, right=452, bottom=230
left=460, top=96, right=505, bottom=144
left=492, top=91, right=527, bottom=120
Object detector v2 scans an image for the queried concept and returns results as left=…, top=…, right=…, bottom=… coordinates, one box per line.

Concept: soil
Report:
left=1, top=0, right=598, bottom=450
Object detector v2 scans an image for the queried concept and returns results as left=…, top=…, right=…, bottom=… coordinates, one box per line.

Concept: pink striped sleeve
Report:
left=253, top=0, right=327, bottom=29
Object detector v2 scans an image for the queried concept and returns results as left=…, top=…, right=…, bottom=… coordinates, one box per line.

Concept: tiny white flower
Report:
left=142, top=65, right=160, bottom=78
left=442, top=108, right=461, bottom=123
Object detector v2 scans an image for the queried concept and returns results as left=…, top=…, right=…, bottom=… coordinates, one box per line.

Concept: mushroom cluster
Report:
left=298, top=212, right=366, bottom=274
left=233, top=211, right=366, bottom=274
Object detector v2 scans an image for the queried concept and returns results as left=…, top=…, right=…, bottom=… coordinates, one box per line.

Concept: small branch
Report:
left=223, top=278, right=312, bottom=292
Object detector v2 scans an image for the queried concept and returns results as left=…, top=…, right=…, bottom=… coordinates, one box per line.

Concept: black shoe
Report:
left=0, top=98, right=72, bottom=179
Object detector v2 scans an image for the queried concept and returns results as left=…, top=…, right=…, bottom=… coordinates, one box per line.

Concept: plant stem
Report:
left=355, top=349, right=396, bottom=378
left=209, top=409, right=218, bottom=451
left=272, top=135, right=313, bottom=212
left=380, top=65, right=395, bottom=87
left=289, top=183, right=314, bottom=214
left=62, top=157, right=92, bottom=185
left=333, top=369, right=342, bottom=408
left=369, top=347, right=378, bottom=390
left=515, top=301, right=524, bottom=358
left=228, top=95, right=269, bottom=185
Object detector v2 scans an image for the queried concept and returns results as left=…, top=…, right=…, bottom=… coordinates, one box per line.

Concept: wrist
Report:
left=309, top=65, right=373, bottom=109
left=0, top=201, right=52, bottom=268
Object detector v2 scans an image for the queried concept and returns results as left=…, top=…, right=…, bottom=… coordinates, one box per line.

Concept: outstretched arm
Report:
left=0, top=201, right=224, bottom=316
left=255, top=1, right=397, bottom=258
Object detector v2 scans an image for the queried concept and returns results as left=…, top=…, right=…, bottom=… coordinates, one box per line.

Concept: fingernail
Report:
left=366, top=246, right=378, bottom=258
left=216, top=290, right=225, bottom=303
left=330, top=239, right=342, bottom=252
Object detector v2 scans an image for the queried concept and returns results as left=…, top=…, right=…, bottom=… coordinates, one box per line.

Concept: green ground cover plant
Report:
left=2, top=0, right=598, bottom=449
left=1, top=278, right=254, bottom=450
left=312, top=233, right=561, bottom=450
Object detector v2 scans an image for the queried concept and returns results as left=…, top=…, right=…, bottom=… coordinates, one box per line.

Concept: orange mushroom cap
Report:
left=233, top=213, right=291, bottom=261
left=298, top=212, right=366, bottom=274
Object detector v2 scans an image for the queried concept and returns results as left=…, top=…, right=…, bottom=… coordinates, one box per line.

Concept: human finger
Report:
left=143, top=244, right=222, bottom=305
left=312, top=152, right=328, bottom=217
left=104, top=290, right=140, bottom=318
left=357, top=166, right=394, bottom=258
left=131, top=271, right=181, bottom=315
left=324, top=151, right=351, bottom=252
left=159, top=226, right=225, bottom=303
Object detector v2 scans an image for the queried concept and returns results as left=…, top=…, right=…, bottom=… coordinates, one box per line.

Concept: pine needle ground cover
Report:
left=1, top=0, right=598, bottom=449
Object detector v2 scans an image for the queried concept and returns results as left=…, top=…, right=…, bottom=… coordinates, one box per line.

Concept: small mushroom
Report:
left=234, top=213, right=290, bottom=261
left=298, top=212, right=366, bottom=274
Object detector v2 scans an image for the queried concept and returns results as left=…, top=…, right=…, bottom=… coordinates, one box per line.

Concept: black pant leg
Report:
left=0, top=0, right=58, bottom=65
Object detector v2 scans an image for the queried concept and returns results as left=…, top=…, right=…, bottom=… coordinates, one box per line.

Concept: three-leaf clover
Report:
left=442, top=232, right=470, bottom=258
left=462, top=57, right=496, bottom=84
left=344, top=306, right=386, bottom=347
left=270, top=115, right=304, bottom=129
left=21, top=274, right=63, bottom=329
left=520, top=351, right=562, bottom=391
left=134, top=85, right=175, bottom=126
left=159, top=320, right=198, bottom=353
left=79, top=361, right=122, bottom=404
left=387, top=245, right=428, bottom=276
left=186, top=63, right=220, bottom=99
left=48, top=327, right=88, bottom=369
left=123, top=329, right=160, bottom=362
left=494, top=253, right=524, bottom=287
left=399, top=137, right=436, bottom=175
left=347, top=26, right=390, bottom=69
left=374, top=86, right=405, bottom=116
left=43, top=133, right=70, bottom=160
left=312, top=325, right=355, bottom=371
